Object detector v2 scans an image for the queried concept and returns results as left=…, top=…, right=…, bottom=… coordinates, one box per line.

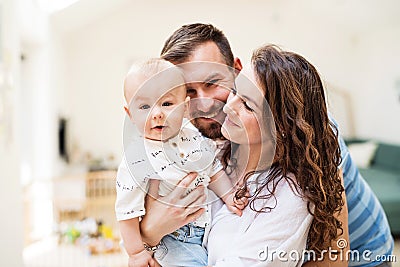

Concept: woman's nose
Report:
left=223, top=94, right=240, bottom=115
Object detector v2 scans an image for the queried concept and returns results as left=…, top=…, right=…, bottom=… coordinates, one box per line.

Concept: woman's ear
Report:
left=234, top=57, right=243, bottom=76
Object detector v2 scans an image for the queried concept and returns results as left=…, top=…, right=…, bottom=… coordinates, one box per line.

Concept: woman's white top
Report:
left=207, top=173, right=314, bottom=267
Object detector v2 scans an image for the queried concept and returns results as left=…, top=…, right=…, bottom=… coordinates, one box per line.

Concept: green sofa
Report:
left=346, top=140, right=400, bottom=235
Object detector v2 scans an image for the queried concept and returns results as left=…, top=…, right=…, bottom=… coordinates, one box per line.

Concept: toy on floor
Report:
left=58, top=218, right=120, bottom=255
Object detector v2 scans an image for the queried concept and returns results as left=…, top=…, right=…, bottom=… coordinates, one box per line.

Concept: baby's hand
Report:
left=222, top=192, right=249, bottom=217
left=128, top=249, right=155, bottom=267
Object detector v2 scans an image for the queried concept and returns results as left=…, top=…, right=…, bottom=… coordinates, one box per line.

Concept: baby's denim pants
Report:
left=154, top=223, right=208, bottom=267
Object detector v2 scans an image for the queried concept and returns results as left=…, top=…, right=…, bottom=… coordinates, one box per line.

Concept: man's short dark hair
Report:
left=160, top=23, right=234, bottom=67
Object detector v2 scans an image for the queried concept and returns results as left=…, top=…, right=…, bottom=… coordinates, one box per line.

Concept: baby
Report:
left=115, top=58, right=245, bottom=267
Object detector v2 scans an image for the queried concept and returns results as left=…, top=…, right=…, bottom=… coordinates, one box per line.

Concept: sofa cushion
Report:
left=360, top=167, right=400, bottom=201
left=360, top=167, right=400, bottom=234
left=372, top=143, right=400, bottom=171
left=347, top=141, right=378, bottom=168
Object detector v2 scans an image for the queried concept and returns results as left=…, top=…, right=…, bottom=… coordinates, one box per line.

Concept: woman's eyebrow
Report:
left=241, top=94, right=258, bottom=106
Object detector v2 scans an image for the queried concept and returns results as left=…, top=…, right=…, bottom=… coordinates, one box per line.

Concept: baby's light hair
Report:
left=124, top=58, right=184, bottom=104
left=129, top=58, right=176, bottom=77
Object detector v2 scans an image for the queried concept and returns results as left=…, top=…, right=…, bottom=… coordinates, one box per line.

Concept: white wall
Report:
left=52, top=0, right=400, bottom=164
left=0, top=0, right=24, bottom=265
left=18, top=0, right=63, bottom=240
left=350, top=26, right=400, bottom=143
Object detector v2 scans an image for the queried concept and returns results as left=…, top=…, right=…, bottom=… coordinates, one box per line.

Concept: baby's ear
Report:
left=124, top=106, right=133, bottom=120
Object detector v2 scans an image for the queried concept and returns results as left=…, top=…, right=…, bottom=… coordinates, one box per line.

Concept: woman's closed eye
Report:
left=229, top=87, right=255, bottom=112
left=242, top=100, right=254, bottom=112
left=232, top=89, right=254, bottom=112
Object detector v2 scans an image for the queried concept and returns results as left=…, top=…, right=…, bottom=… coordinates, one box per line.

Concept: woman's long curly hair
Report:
left=230, top=44, right=344, bottom=255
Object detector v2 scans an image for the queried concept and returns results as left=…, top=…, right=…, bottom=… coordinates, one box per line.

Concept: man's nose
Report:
left=196, top=97, right=215, bottom=113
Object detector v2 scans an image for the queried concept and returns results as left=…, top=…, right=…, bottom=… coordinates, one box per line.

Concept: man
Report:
left=140, top=23, right=394, bottom=266
left=160, top=23, right=242, bottom=140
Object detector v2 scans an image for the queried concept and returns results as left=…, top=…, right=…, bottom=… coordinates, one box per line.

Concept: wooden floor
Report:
left=24, top=236, right=128, bottom=267
left=394, top=238, right=400, bottom=266
left=23, top=236, right=400, bottom=267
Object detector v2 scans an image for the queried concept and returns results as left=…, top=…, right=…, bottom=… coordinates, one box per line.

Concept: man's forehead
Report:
left=178, top=61, right=234, bottom=83
left=186, top=41, right=227, bottom=64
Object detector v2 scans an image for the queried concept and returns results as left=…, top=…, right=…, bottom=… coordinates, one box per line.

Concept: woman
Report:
left=141, top=45, right=348, bottom=266
left=208, top=45, right=347, bottom=266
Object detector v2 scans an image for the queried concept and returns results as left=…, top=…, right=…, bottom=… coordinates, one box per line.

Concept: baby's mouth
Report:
left=152, top=125, right=167, bottom=131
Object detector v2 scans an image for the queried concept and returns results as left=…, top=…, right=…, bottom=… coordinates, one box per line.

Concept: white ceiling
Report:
left=49, top=0, right=400, bottom=35
left=50, top=0, right=132, bottom=33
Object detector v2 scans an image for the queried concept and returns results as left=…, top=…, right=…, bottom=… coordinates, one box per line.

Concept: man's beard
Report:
left=192, top=118, right=223, bottom=139
left=189, top=100, right=226, bottom=139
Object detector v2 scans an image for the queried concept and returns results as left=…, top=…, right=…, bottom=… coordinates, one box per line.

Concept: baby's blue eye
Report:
left=139, top=104, right=151, bottom=110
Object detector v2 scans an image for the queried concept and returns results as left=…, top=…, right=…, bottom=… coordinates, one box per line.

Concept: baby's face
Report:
left=130, top=85, right=187, bottom=141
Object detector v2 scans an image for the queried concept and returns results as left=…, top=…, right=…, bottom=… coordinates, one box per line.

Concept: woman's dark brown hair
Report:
left=236, top=44, right=344, bottom=255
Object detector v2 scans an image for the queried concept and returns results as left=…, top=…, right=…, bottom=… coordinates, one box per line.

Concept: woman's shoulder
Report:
left=248, top=170, right=305, bottom=204
left=241, top=171, right=312, bottom=230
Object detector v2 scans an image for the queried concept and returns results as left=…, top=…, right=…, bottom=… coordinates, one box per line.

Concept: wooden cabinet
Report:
left=53, top=170, right=117, bottom=227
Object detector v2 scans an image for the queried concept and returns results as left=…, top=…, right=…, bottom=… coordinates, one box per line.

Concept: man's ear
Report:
left=233, top=57, right=243, bottom=76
